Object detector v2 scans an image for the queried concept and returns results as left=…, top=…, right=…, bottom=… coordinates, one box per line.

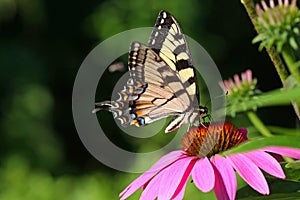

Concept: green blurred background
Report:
left=0, top=0, right=298, bottom=199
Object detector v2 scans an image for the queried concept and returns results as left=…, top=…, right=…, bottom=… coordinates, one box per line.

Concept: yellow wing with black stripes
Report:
left=93, top=10, right=207, bottom=133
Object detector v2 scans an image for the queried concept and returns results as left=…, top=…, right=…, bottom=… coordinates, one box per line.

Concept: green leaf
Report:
left=221, top=136, right=300, bottom=156
left=252, top=34, right=267, bottom=44
left=285, top=160, right=300, bottom=170
left=294, top=61, right=300, bottom=69
left=284, top=75, right=298, bottom=89
left=237, top=179, right=300, bottom=199
left=289, top=37, right=298, bottom=50
left=264, top=162, right=300, bottom=182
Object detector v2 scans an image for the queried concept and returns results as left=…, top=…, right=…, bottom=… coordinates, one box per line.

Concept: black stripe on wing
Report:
left=147, top=10, right=200, bottom=106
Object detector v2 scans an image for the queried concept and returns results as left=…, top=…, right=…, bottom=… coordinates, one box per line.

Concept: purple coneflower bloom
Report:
left=254, top=0, right=300, bottom=51
left=219, top=69, right=256, bottom=96
left=119, top=122, right=300, bottom=200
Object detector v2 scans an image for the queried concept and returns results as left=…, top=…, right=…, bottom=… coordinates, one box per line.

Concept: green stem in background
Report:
left=215, top=87, right=300, bottom=117
left=282, top=45, right=300, bottom=120
left=247, top=111, right=273, bottom=137
left=247, top=125, right=300, bottom=136
left=282, top=46, right=300, bottom=85
left=241, top=0, right=288, bottom=84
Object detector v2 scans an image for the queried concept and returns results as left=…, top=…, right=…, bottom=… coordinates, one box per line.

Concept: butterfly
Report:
left=93, top=10, right=208, bottom=133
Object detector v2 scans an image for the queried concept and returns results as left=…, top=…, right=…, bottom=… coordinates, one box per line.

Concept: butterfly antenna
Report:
left=92, top=101, right=113, bottom=113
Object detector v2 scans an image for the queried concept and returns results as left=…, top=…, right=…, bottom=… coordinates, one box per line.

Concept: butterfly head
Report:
left=198, top=106, right=208, bottom=115
left=196, top=106, right=209, bottom=122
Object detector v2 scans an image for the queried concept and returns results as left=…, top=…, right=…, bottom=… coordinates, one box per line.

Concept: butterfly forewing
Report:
left=127, top=42, right=193, bottom=127
left=148, top=10, right=200, bottom=107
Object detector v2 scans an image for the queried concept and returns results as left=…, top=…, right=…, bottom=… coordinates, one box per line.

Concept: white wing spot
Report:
left=177, top=52, right=189, bottom=60
left=162, top=12, right=167, bottom=18
left=155, top=32, right=158, bottom=37
left=160, top=18, right=164, bottom=24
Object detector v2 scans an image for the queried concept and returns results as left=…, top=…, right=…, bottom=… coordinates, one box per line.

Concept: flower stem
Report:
left=241, top=0, right=288, bottom=84
left=246, top=111, right=273, bottom=137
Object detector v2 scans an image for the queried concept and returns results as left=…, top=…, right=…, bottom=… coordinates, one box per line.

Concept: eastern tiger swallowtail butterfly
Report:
left=93, top=10, right=208, bottom=133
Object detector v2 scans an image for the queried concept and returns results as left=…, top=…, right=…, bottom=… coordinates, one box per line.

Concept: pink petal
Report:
left=219, top=81, right=226, bottom=91
left=245, top=69, right=252, bottom=83
left=263, top=147, right=300, bottom=159
left=228, top=78, right=235, bottom=88
left=119, top=150, right=183, bottom=199
left=227, top=154, right=269, bottom=195
left=234, top=74, right=241, bottom=87
left=284, top=0, right=289, bottom=6
left=172, top=159, right=197, bottom=200
left=148, top=150, right=185, bottom=172
left=120, top=172, right=155, bottom=200
left=158, top=156, right=195, bottom=200
left=279, top=0, right=283, bottom=6
left=140, top=169, right=164, bottom=200
left=261, top=0, right=269, bottom=10
left=192, top=157, right=215, bottom=192
left=244, top=150, right=285, bottom=179
left=211, top=155, right=236, bottom=200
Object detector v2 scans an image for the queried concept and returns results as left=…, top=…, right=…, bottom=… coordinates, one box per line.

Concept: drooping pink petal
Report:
left=120, top=171, right=156, bottom=200
left=263, top=147, right=300, bottom=159
left=139, top=169, right=164, bottom=200
left=211, top=155, right=237, bottom=200
left=172, top=159, right=197, bottom=200
left=191, top=157, right=215, bottom=192
left=157, top=156, right=195, bottom=200
left=214, top=171, right=230, bottom=200
left=148, top=150, right=185, bottom=172
left=244, top=150, right=285, bottom=179
left=140, top=154, right=190, bottom=200
left=119, top=150, right=183, bottom=199
left=227, top=154, right=269, bottom=195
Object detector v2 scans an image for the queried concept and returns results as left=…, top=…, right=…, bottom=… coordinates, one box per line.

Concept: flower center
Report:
left=182, top=122, right=247, bottom=158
